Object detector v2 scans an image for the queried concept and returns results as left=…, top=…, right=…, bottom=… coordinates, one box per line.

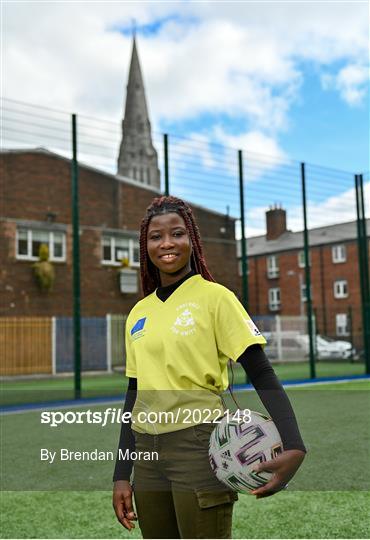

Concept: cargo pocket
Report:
left=195, top=489, right=238, bottom=508
left=195, top=489, right=238, bottom=539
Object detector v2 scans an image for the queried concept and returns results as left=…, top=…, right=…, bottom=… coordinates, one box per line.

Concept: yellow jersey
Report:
left=125, top=274, right=266, bottom=434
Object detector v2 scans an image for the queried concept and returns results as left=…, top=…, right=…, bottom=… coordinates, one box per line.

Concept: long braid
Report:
left=139, top=196, right=215, bottom=296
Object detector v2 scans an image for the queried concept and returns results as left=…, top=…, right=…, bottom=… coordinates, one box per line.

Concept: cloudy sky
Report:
left=2, top=1, right=369, bottom=233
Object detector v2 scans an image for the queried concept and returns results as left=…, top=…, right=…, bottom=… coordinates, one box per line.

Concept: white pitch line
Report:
left=232, top=377, right=370, bottom=392
left=0, top=398, right=124, bottom=416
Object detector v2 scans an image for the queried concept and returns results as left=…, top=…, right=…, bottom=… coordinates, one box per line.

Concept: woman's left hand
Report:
left=250, top=449, right=306, bottom=498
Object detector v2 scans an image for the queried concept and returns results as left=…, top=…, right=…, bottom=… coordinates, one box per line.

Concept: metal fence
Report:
left=0, top=317, right=52, bottom=375
left=0, top=315, right=126, bottom=376
left=1, top=312, right=361, bottom=378
left=1, top=97, right=369, bottom=395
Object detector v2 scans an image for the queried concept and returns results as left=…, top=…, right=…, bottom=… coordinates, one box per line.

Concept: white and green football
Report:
left=209, top=410, right=283, bottom=492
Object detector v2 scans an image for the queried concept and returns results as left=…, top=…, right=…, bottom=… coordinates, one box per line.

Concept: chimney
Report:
left=266, top=204, right=287, bottom=240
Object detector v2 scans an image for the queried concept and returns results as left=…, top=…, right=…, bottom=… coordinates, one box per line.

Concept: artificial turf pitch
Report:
left=0, top=360, right=366, bottom=406
left=1, top=380, right=369, bottom=539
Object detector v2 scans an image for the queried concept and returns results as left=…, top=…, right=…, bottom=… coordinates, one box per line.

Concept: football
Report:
left=209, top=410, right=283, bottom=492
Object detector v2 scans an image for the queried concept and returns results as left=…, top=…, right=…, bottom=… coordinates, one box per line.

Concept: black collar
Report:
left=156, top=270, right=196, bottom=302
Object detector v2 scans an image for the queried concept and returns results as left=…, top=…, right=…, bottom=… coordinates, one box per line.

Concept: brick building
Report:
left=0, top=148, right=237, bottom=317
left=239, top=206, right=369, bottom=346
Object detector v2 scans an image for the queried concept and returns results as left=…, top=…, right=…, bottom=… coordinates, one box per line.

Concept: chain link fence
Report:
left=1, top=97, right=369, bottom=403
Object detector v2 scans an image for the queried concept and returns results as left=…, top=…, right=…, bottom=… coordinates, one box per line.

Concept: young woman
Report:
left=113, top=196, right=306, bottom=539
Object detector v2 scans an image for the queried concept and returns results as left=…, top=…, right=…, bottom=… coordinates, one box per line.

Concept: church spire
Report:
left=117, top=36, right=160, bottom=189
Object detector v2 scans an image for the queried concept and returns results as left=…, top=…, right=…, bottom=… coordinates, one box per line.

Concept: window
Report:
left=301, top=284, right=307, bottom=302
left=16, top=228, right=66, bottom=261
left=267, top=255, right=279, bottom=278
left=332, top=244, right=346, bottom=263
left=298, top=250, right=311, bottom=268
left=301, top=284, right=313, bottom=303
left=102, top=236, right=139, bottom=266
left=336, top=313, right=350, bottom=336
left=32, top=230, right=49, bottom=258
left=238, top=260, right=250, bottom=276
left=334, top=280, right=348, bottom=299
left=268, top=288, right=281, bottom=311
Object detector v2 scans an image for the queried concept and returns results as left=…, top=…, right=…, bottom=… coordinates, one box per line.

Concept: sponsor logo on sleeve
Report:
left=131, top=317, right=147, bottom=340
left=244, top=318, right=262, bottom=337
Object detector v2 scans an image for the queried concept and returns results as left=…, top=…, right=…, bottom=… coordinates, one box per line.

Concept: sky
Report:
left=2, top=1, right=369, bottom=234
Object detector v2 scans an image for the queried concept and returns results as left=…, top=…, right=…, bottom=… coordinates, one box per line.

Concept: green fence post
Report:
left=359, top=175, right=370, bottom=287
left=300, top=162, right=316, bottom=379
left=355, top=174, right=370, bottom=374
left=348, top=306, right=354, bottom=363
left=71, top=114, right=81, bottom=399
left=238, top=150, right=248, bottom=309
left=359, top=174, right=370, bottom=370
left=238, top=150, right=249, bottom=385
left=164, top=133, right=169, bottom=196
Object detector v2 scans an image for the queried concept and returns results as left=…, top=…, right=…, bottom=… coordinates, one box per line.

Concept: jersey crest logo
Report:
left=171, top=302, right=199, bottom=336
left=131, top=317, right=146, bottom=335
left=174, top=309, right=195, bottom=328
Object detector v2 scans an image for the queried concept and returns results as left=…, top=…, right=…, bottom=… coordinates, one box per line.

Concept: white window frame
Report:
left=268, top=287, right=281, bottom=311
left=101, top=236, right=140, bottom=267
left=238, top=260, right=250, bottom=277
left=336, top=313, right=350, bottom=336
left=300, top=283, right=313, bottom=303
left=267, top=255, right=279, bottom=278
left=332, top=244, right=347, bottom=264
left=333, top=280, right=348, bottom=299
left=16, top=228, right=66, bottom=262
left=298, top=250, right=311, bottom=268
left=301, top=283, right=307, bottom=302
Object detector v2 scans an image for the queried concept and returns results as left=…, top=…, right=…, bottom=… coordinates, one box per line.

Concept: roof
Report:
left=237, top=219, right=370, bottom=257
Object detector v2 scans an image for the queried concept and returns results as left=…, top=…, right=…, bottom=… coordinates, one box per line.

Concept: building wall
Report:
left=244, top=241, right=365, bottom=345
left=0, top=151, right=239, bottom=317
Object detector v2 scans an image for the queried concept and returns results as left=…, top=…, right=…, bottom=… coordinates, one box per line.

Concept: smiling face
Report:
left=147, top=212, right=192, bottom=286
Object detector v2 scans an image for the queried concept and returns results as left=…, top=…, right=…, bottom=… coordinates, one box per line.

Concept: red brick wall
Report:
left=2, top=152, right=73, bottom=223
left=245, top=242, right=365, bottom=346
left=0, top=151, right=239, bottom=317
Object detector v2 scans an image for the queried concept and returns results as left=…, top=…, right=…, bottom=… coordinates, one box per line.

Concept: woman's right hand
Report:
left=113, top=480, right=137, bottom=531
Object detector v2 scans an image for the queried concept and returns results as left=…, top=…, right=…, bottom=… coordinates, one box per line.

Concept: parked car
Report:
left=264, top=332, right=355, bottom=361
left=299, top=335, right=355, bottom=360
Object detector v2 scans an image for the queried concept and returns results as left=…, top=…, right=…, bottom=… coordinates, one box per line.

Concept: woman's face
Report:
left=147, top=212, right=192, bottom=284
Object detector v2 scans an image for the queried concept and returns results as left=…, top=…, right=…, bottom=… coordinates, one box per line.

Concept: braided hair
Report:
left=139, top=196, right=215, bottom=296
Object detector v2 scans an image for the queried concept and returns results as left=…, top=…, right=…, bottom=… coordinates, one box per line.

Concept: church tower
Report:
left=117, top=37, right=160, bottom=189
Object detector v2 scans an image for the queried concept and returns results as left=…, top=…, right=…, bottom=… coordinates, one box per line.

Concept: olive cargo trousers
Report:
left=133, top=423, right=238, bottom=539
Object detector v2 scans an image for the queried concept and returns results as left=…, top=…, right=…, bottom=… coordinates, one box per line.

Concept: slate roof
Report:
left=238, top=219, right=369, bottom=257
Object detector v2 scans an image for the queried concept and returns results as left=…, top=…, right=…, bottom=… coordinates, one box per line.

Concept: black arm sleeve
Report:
left=237, top=345, right=306, bottom=453
left=112, top=377, right=137, bottom=482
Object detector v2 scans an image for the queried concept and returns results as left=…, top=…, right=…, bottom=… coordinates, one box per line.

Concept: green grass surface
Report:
left=1, top=361, right=367, bottom=407
left=1, top=380, right=369, bottom=538
left=230, top=361, right=366, bottom=385
left=1, top=490, right=369, bottom=539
